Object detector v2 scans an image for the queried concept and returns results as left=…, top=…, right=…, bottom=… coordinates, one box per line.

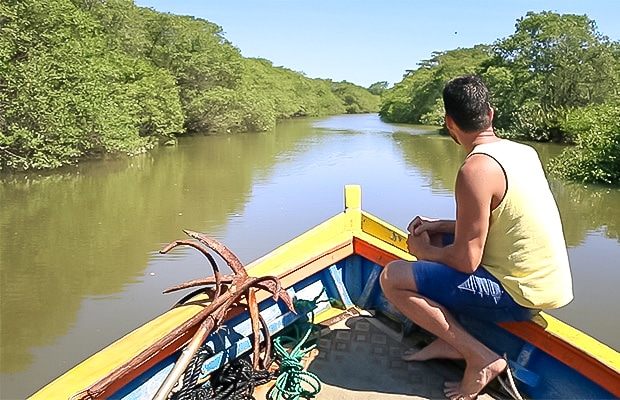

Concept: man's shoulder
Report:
left=461, top=151, right=503, bottom=172
left=472, top=139, right=539, bottom=161
left=458, top=153, right=506, bottom=190
left=458, top=150, right=507, bottom=202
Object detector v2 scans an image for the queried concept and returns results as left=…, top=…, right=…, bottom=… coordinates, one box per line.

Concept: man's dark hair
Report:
left=443, top=74, right=492, bottom=132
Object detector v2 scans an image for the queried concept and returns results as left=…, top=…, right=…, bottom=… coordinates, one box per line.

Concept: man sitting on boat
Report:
left=380, top=74, right=573, bottom=400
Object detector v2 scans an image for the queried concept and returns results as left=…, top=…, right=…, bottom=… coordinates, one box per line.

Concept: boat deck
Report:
left=257, top=310, right=505, bottom=400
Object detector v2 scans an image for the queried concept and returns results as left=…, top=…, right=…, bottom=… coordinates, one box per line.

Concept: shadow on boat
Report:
left=303, top=315, right=502, bottom=400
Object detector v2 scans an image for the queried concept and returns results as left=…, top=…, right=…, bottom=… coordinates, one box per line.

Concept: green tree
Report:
left=379, top=46, right=492, bottom=124
left=135, top=11, right=245, bottom=133
left=478, top=65, right=517, bottom=133
left=209, top=58, right=348, bottom=133
left=332, top=81, right=380, bottom=114
left=486, top=11, right=618, bottom=141
left=548, top=103, right=620, bottom=184
left=379, top=67, right=432, bottom=123
left=368, top=81, right=389, bottom=96
left=0, top=0, right=183, bottom=170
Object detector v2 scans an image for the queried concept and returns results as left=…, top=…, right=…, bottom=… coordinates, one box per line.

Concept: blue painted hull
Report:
left=30, top=185, right=619, bottom=399
left=118, top=255, right=615, bottom=399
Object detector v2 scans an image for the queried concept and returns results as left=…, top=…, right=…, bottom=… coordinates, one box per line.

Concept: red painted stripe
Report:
left=499, top=320, right=620, bottom=397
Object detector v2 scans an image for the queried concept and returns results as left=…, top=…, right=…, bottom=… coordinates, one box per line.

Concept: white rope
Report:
left=498, top=355, right=524, bottom=400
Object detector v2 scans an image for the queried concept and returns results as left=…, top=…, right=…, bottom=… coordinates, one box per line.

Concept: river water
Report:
left=1, top=114, right=619, bottom=398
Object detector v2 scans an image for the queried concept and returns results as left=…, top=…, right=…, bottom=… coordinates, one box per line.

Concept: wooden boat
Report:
left=30, top=185, right=619, bottom=400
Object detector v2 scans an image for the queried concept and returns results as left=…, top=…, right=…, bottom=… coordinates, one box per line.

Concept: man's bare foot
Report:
left=443, top=356, right=507, bottom=400
left=402, top=338, right=464, bottom=361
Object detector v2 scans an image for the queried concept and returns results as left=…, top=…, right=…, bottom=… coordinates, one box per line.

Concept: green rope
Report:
left=266, top=291, right=331, bottom=400
left=268, top=326, right=321, bottom=400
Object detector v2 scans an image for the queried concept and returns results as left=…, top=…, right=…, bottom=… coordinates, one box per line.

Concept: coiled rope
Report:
left=172, top=344, right=273, bottom=400
left=267, top=325, right=321, bottom=400
left=173, top=291, right=328, bottom=400
left=264, top=291, right=331, bottom=400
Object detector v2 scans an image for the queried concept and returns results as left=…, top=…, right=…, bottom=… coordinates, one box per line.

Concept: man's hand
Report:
left=407, top=228, right=431, bottom=257
left=406, top=216, right=456, bottom=257
left=408, top=216, right=440, bottom=236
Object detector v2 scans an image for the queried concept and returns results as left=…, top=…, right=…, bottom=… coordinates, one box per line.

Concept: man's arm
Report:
left=406, top=153, right=505, bottom=273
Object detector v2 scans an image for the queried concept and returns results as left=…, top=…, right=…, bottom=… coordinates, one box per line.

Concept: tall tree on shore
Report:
left=0, top=0, right=377, bottom=171
left=0, top=0, right=184, bottom=170
left=483, top=11, right=619, bottom=141
left=379, top=46, right=492, bottom=125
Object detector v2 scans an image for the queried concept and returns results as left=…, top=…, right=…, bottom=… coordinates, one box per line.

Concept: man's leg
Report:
left=402, top=338, right=463, bottom=361
left=380, top=260, right=506, bottom=400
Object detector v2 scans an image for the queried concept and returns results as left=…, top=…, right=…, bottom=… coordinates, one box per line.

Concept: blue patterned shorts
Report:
left=413, top=260, right=539, bottom=322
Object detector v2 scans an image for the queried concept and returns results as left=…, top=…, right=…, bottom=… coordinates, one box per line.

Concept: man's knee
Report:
left=380, top=260, right=414, bottom=292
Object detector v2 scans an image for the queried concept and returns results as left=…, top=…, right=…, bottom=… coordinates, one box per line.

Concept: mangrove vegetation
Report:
left=1, top=2, right=618, bottom=185
left=381, top=12, right=619, bottom=185
left=0, top=0, right=379, bottom=171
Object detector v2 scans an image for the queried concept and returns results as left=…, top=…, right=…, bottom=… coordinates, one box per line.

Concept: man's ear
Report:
left=445, top=114, right=455, bottom=130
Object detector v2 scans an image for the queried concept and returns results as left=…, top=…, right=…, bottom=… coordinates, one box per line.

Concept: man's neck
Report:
left=462, top=128, right=499, bottom=153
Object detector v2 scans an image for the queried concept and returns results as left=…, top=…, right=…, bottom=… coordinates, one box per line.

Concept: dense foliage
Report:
left=2, top=4, right=617, bottom=184
left=380, top=11, right=620, bottom=185
left=380, top=46, right=493, bottom=125
left=548, top=103, right=620, bottom=185
left=0, top=0, right=185, bottom=170
left=0, top=0, right=379, bottom=171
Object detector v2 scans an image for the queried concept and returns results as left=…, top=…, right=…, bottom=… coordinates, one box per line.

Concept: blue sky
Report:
left=134, top=0, right=620, bottom=88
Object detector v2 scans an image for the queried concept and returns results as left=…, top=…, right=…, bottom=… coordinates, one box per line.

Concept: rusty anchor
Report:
left=152, top=230, right=296, bottom=400
left=71, top=231, right=295, bottom=400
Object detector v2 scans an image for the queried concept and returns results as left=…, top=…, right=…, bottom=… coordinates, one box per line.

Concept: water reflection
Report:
left=392, top=132, right=463, bottom=195
left=0, top=129, right=316, bottom=375
left=552, top=181, right=620, bottom=246
left=393, top=133, right=620, bottom=246
left=1, top=114, right=618, bottom=398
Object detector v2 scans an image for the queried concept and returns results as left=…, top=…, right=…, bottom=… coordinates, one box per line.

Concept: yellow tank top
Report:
left=469, top=140, right=573, bottom=309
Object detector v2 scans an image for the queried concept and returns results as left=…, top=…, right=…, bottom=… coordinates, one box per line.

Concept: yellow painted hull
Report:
left=30, top=185, right=620, bottom=399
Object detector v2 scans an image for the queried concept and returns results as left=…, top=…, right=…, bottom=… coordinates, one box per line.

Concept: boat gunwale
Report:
left=29, top=185, right=620, bottom=399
